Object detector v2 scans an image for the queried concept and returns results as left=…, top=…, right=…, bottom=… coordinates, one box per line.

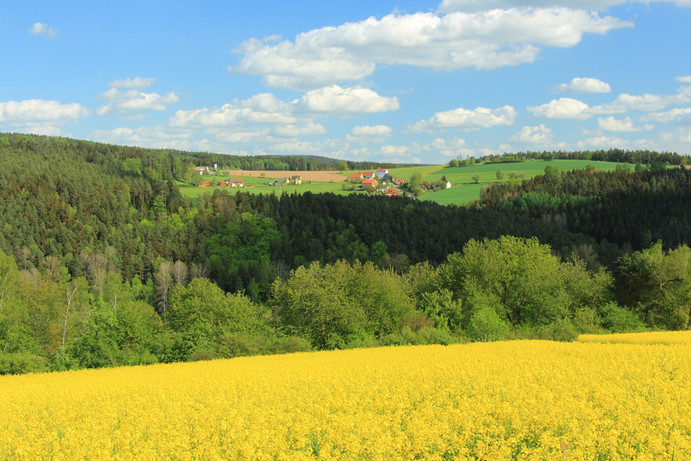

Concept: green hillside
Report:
left=409, top=160, right=622, bottom=205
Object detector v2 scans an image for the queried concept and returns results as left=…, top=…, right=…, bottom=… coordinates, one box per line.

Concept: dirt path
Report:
left=222, top=170, right=346, bottom=182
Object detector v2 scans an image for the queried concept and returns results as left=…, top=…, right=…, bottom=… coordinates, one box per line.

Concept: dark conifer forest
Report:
left=0, top=133, right=689, bottom=374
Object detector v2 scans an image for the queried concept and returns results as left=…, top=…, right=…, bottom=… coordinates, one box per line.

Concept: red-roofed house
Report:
left=218, top=180, right=229, bottom=187
left=360, top=172, right=375, bottom=179
left=385, top=188, right=398, bottom=196
left=376, top=168, right=389, bottom=179
left=229, top=178, right=244, bottom=188
left=361, top=178, right=378, bottom=188
left=199, top=181, right=212, bottom=188
left=348, top=173, right=363, bottom=182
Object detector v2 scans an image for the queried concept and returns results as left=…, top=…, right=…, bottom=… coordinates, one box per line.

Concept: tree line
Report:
left=477, top=166, right=691, bottom=252
left=451, top=148, right=685, bottom=166
left=2, top=235, right=688, bottom=375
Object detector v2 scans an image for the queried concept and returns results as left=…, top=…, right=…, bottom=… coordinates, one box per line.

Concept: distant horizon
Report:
left=2, top=0, right=690, bottom=163
left=3, top=131, right=687, bottom=168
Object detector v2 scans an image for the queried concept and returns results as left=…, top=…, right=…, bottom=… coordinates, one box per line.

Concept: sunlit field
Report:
left=578, top=330, right=691, bottom=345
left=2, top=332, right=689, bottom=460
left=180, top=160, right=623, bottom=204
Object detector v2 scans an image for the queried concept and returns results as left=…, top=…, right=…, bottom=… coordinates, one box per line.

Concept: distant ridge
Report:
left=0, top=132, right=423, bottom=171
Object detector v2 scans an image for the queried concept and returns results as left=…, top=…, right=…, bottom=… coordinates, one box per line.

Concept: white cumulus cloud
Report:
left=380, top=145, right=411, bottom=157
left=0, top=99, right=89, bottom=135
left=597, top=116, right=652, bottom=132
left=555, top=77, right=611, bottom=93
left=169, top=93, right=296, bottom=128
left=215, top=129, right=273, bottom=144
left=300, top=86, right=399, bottom=114
left=528, top=97, right=592, bottom=119
left=512, top=124, right=553, bottom=142
left=438, top=0, right=691, bottom=13
left=0, top=99, right=88, bottom=123
left=351, top=125, right=393, bottom=137
left=272, top=122, right=327, bottom=137
left=644, top=108, right=691, bottom=124
left=231, top=9, right=629, bottom=89
left=97, top=89, right=178, bottom=116
left=576, top=135, right=630, bottom=149
left=597, top=92, right=690, bottom=113
left=532, top=83, right=691, bottom=120
left=347, top=125, right=393, bottom=143
left=414, top=105, right=517, bottom=131
left=28, top=22, right=57, bottom=39
left=425, top=137, right=474, bottom=157
left=108, top=77, right=156, bottom=89
left=270, top=141, right=320, bottom=154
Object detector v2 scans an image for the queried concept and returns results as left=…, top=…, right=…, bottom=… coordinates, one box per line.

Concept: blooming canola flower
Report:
left=1, top=332, right=690, bottom=459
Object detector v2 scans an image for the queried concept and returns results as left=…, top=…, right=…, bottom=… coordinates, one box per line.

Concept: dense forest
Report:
left=0, top=133, right=689, bottom=374
left=477, top=166, right=691, bottom=252
left=453, top=148, right=686, bottom=166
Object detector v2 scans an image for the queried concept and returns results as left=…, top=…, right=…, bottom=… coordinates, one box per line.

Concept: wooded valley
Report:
left=0, top=133, right=689, bottom=374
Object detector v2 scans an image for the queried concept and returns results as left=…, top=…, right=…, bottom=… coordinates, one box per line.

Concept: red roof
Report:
left=360, top=172, right=374, bottom=176
left=230, top=178, right=244, bottom=183
left=385, top=188, right=398, bottom=195
left=348, top=173, right=362, bottom=178
left=362, top=179, right=377, bottom=185
left=377, top=168, right=388, bottom=172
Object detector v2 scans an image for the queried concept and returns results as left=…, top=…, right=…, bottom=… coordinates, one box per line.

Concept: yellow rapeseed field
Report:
left=1, top=334, right=690, bottom=460
left=578, top=330, right=691, bottom=345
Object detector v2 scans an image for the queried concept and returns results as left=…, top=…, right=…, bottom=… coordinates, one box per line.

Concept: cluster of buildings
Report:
left=267, top=176, right=302, bottom=186
left=216, top=178, right=245, bottom=188
left=193, top=165, right=450, bottom=198
left=191, top=164, right=218, bottom=175
left=348, top=168, right=405, bottom=197
left=199, top=175, right=305, bottom=188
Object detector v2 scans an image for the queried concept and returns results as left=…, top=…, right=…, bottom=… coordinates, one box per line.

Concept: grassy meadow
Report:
left=1, top=331, right=688, bottom=459
left=180, top=159, right=623, bottom=205
left=401, top=159, right=622, bottom=205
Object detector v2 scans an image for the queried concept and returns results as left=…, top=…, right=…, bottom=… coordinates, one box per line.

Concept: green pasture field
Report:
left=414, top=159, right=621, bottom=205
left=178, top=175, right=350, bottom=199
left=179, top=159, right=625, bottom=204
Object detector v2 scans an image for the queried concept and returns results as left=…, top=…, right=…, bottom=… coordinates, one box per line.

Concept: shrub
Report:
left=0, top=352, right=49, bottom=375
left=600, top=302, right=645, bottom=332
left=467, top=306, right=510, bottom=342
left=538, top=319, right=579, bottom=342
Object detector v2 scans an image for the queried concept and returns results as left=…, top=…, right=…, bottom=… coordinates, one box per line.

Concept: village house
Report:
left=190, top=166, right=211, bottom=175
left=361, top=178, right=378, bottom=189
left=376, top=168, right=390, bottom=180
left=348, top=173, right=363, bottom=183
left=218, top=180, right=229, bottom=187
left=291, top=175, right=302, bottom=185
left=229, top=178, right=244, bottom=188
left=391, top=178, right=405, bottom=186
left=199, top=181, right=212, bottom=187
left=385, top=188, right=399, bottom=197
left=360, top=172, right=375, bottom=179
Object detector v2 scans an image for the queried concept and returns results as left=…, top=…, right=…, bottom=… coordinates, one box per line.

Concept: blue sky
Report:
left=1, top=0, right=690, bottom=164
